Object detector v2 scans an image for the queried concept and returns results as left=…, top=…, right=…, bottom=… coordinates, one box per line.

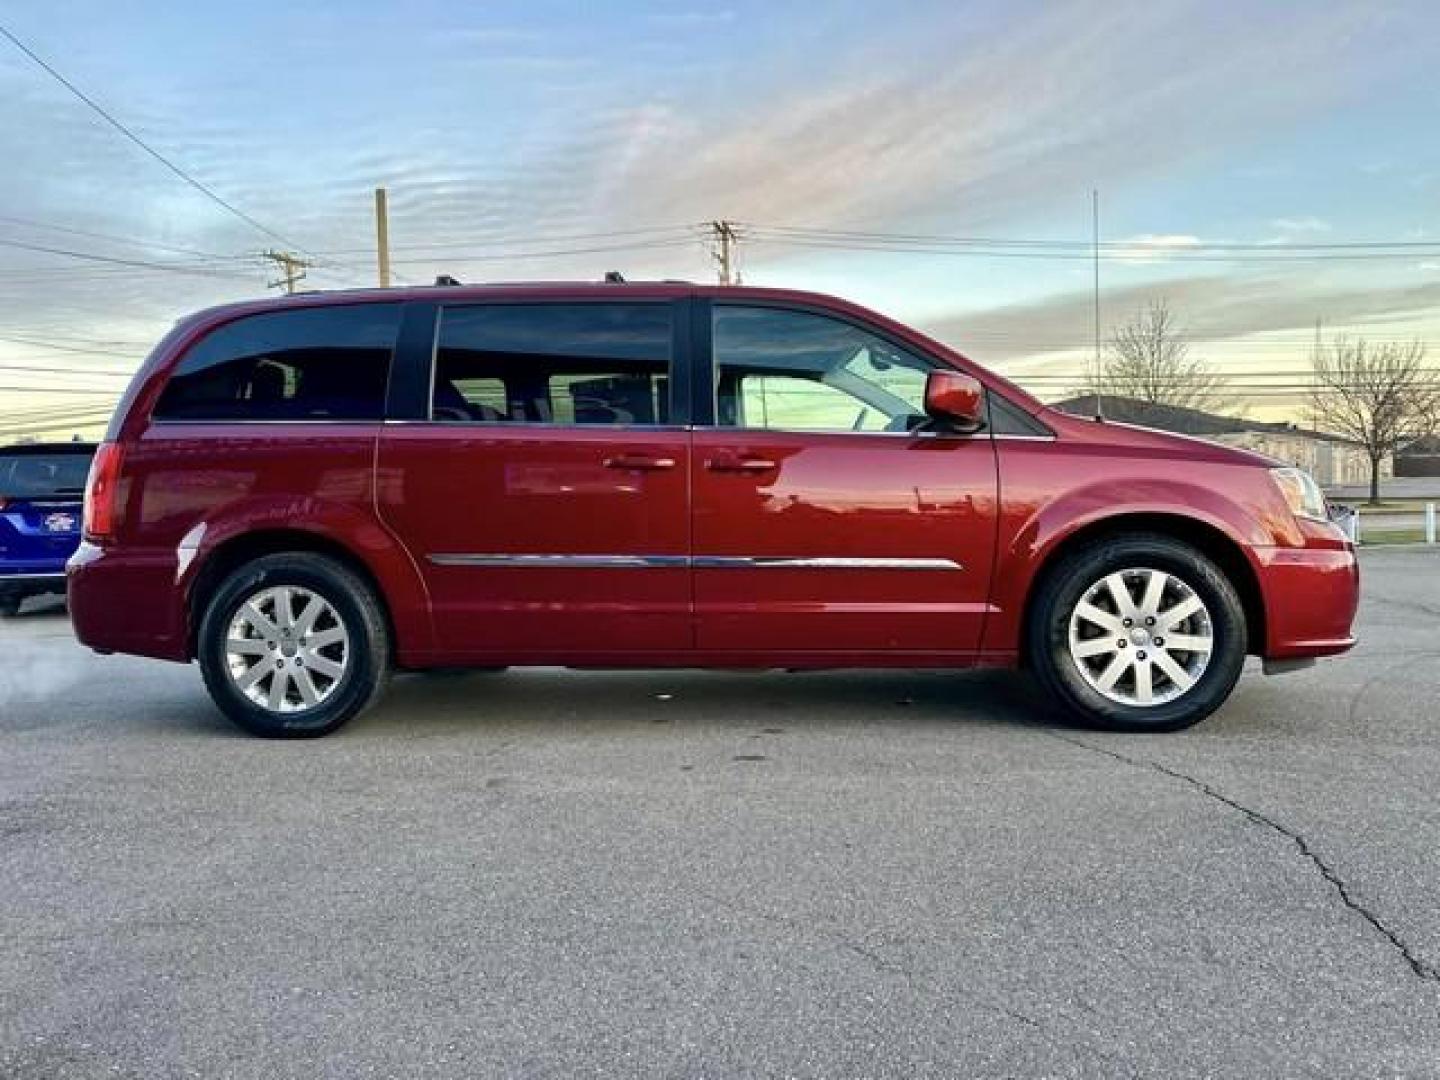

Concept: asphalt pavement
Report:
left=1, top=549, right=1438, bottom=1078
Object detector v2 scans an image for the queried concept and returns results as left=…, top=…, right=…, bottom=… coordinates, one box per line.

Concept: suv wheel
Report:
left=197, top=553, right=391, bottom=737
left=0, top=593, right=20, bottom=618
left=1026, top=534, right=1247, bottom=732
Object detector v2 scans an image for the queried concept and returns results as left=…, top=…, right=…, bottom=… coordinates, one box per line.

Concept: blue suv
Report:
left=0, top=442, right=94, bottom=616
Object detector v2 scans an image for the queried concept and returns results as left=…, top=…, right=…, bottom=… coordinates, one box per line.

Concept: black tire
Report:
left=196, top=553, right=391, bottom=738
left=0, top=593, right=21, bottom=618
left=1026, top=533, right=1247, bottom=733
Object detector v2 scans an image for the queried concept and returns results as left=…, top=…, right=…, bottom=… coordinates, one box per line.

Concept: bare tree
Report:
left=1309, top=336, right=1438, bottom=504
left=1087, top=299, right=1230, bottom=414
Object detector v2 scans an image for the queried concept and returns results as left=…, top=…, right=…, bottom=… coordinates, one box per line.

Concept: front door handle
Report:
left=603, top=453, right=676, bottom=471
left=706, top=454, right=778, bottom=474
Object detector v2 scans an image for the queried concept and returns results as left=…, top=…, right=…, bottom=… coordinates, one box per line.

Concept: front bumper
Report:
left=1254, top=538, right=1359, bottom=659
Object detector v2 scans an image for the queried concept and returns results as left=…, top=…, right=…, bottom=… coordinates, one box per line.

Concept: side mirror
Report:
left=923, top=370, right=985, bottom=433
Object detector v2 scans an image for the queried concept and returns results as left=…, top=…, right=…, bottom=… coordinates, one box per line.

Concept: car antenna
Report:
left=1091, top=188, right=1106, bottom=423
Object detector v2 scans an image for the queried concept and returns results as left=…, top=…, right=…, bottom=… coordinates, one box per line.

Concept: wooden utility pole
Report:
left=375, top=187, right=391, bottom=288
left=710, top=220, right=739, bottom=285
left=261, top=249, right=311, bottom=294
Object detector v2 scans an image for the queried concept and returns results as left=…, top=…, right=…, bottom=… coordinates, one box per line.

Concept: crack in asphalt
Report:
left=1052, top=733, right=1440, bottom=985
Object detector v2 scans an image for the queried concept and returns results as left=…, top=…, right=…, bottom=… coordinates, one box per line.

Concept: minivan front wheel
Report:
left=1027, top=534, right=1247, bottom=732
left=197, top=553, right=391, bottom=737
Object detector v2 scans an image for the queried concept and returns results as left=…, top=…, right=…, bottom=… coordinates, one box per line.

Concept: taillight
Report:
left=83, top=441, right=124, bottom=542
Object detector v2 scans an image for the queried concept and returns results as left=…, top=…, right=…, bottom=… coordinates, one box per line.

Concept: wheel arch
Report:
left=1017, top=512, right=1266, bottom=666
left=185, top=528, right=398, bottom=659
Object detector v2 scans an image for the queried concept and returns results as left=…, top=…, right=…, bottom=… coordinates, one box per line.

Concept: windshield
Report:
left=0, top=450, right=93, bottom=498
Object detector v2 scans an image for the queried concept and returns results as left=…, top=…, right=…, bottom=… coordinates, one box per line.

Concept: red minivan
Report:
left=68, top=282, right=1358, bottom=737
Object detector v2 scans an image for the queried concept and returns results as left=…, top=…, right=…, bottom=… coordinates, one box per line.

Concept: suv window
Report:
left=714, top=306, right=935, bottom=432
left=0, top=449, right=93, bottom=498
left=432, top=303, right=673, bottom=425
left=154, top=304, right=401, bottom=421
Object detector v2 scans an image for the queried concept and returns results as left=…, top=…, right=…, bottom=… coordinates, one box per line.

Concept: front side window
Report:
left=154, top=304, right=401, bottom=421
left=713, top=306, right=936, bottom=432
left=431, top=303, right=673, bottom=426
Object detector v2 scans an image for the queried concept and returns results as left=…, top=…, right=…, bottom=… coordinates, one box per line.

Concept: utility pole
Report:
left=710, top=220, right=740, bottom=285
left=374, top=187, right=392, bottom=288
left=261, top=249, right=312, bottom=294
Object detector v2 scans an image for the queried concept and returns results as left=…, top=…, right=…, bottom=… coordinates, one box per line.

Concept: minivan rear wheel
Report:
left=1026, top=534, right=1247, bottom=732
left=197, top=553, right=391, bottom=738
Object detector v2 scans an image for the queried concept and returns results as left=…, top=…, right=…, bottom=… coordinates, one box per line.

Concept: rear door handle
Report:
left=603, top=453, right=676, bottom=471
left=706, top=454, right=778, bottom=474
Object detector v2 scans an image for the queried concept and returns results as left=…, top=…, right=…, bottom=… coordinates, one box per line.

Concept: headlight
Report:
left=1270, top=467, right=1328, bottom=522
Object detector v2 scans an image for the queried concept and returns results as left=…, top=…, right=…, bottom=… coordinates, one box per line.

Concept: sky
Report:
left=1, top=0, right=1439, bottom=439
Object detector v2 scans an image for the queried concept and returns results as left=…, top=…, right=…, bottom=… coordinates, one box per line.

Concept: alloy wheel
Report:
left=1066, top=567, right=1214, bottom=707
left=224, top=586, right=350, bottom=713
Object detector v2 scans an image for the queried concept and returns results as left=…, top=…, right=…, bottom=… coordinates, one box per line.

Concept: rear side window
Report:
left=431, top=303, right=673, bottom=425
left=154, top=304, right=401, bottom=421
left=0, top=450, right=93, bottom=497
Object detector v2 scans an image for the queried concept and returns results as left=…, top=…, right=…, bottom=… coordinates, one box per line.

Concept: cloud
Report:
left=1271, top=216, right=1332, bottom=233
left=577, top=1, right=1393, bottom=230
left=647, top=10, right=737, bottom=27
left=921, top=273, right=1440, bottom=365
left=1111, top=234, right=1204, bottom=263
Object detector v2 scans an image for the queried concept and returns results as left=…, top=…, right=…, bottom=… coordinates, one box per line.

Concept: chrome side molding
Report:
left=428, top=553, right=962, bottom=571
left=428, top=554, right=689, bottom=569
left=691, top=555, right=962, bottom=571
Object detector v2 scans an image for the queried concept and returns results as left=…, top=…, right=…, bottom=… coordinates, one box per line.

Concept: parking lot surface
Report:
left=2, top=549, right=1438, bottom=1078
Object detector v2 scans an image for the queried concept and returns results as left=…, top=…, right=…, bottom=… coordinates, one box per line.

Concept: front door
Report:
left=692, top=303, right=998, bottom=656
left=377, top=299, right=691, bottom=659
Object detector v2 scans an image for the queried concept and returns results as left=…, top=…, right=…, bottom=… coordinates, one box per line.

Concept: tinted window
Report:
left=154, top=304, right=401, bottom=421
left=989, top=394, right=1052, bottom=436
left=714, top=306, right=935, bottom=432
left=0, top=450, right=93, bottom=497
left=432, top=303, right=672, bottom=425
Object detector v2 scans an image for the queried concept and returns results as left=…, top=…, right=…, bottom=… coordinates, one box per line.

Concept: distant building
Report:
left=1395, top=435, right=1440, bottom=478
left=1053, top=395, right=1388, bottom=488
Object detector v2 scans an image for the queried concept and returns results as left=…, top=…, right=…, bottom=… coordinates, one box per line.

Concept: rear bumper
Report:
left=1254, top=539, right=1360, bottom=659
left=67, top=541, right=189, bottom=661
left=0, top=570, right=67, bottom=594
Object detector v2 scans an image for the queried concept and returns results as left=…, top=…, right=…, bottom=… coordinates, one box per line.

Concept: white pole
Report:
left=1426, top=502, right=1436, bottom=545
left=1352, top=511, right=1362, bottom=545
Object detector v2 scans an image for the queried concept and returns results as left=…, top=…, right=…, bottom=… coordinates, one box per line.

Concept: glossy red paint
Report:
left=690, top=428, right=997, bottom=653
left=68, top=281, right=1358, bottom=675
left=376, top=424, right=690, bottom=662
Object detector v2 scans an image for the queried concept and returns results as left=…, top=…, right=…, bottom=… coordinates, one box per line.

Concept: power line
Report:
left=0, top=237, right=261, bottom=281
left=747, top=222, right=1440, bottom=253
left=0, top=23, right=313, bottom=255
left=0, top=212, right=237, bottom=261
left=743, top=233, right=1440, bottom=263
left=0, top=333, right=147, bottom=359
left=0, top=385, right=118, bottom=395
left=0, top=328, right=152, bottom=348
left=388, top=236, right=701, bottom=266
left=0, top=364, right=132, bottom=379
left=306, top=224, right=704, bottom=257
